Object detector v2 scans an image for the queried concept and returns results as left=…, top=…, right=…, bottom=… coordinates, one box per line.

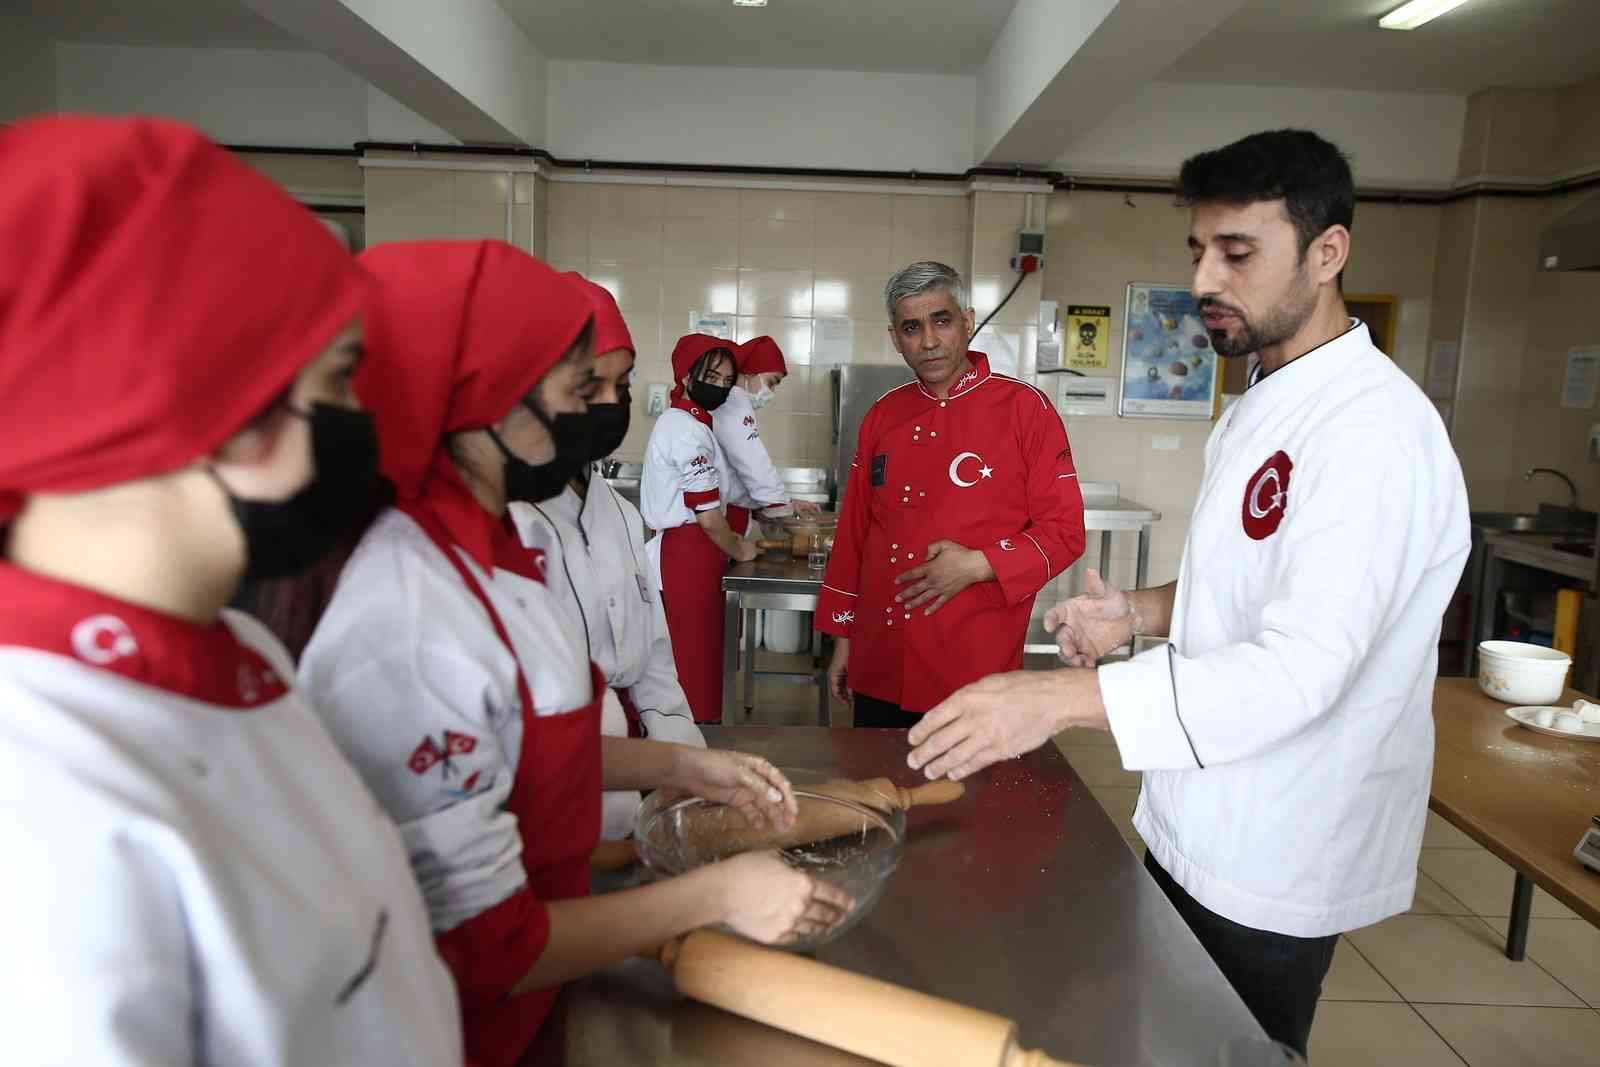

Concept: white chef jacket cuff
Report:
left=1098, top=645, right=1203, bottom=771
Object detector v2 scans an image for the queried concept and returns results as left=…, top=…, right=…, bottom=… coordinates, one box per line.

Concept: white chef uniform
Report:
left=299, top=508, right=594, bottom=934
left=641, top=402, right=728, bottom=590
left=0, top=570, right=462, bottom=1067
left=713, top=384, right=791, bottom=520
left=1097, top=321, right=1470, bottom=937
left=511, top=476, right=706, bottom=841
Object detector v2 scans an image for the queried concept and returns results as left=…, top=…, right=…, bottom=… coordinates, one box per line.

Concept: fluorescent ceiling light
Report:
left=1379, top=0, right=1475, bottom=30
left=731, top=0, right=768, bottom=6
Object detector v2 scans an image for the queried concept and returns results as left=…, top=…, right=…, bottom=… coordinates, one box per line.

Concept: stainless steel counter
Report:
left=722, top=557, right=828, bottom=724
left=530, top=727, right=1264, bottom=1066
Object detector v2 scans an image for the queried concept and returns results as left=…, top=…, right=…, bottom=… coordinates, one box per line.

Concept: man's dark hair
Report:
left=1177, top=129, right=1354, bottom=256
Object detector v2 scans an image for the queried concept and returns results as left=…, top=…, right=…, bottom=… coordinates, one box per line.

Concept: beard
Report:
left=1201, top=265, right=1319, bottom=359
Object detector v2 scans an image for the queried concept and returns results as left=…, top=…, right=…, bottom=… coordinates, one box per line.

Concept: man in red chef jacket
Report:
left=816, top=261, right=1086, bottom=727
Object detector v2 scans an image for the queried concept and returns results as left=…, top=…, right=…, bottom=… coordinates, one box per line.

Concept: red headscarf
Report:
left=356, top=240, right=591, bottom=569
left=0, top=116, right=366, bottom=522
left=668, top=333, right=737, bottom=404
left=736, top=335, right=788, bottom=378
left=565, top=274, right=633, bottom=358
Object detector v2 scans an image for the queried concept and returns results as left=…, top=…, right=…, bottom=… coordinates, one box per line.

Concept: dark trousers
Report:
left=851, top=692, right=923, bottom=729
left=1144, top=852, right=1337, bottom=1058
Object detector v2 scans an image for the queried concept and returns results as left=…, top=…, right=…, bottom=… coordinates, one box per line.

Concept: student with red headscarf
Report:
left=0, top=117, right=461, bottom=1065
left=714, top=334, right=823, bottom=530
left=510, top=277, right=706, bottom=842
left=298, top=245, right=850, bottom=1067
left=641, top=335, right=757, bottom=723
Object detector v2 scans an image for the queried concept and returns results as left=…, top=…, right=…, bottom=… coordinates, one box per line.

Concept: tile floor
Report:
left=738, top=664, right=1599, bottom=1066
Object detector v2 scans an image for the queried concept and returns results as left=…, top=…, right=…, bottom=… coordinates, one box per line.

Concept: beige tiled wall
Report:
left=361, top=155, right=546, bottom=256
left=543, top=180, right=975, bottom=465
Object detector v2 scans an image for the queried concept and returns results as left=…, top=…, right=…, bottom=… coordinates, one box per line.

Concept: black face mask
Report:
left=582, top=402, right=630, bottom=462
left=490, top=398, right=591, bottom=504
left=687, top=379, right=732, bottom=412
left=226, top=403, right=382, bottom=581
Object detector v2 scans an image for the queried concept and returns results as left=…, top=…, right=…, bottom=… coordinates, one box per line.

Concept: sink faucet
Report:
left=1524, top=467, right=1579, bottom=511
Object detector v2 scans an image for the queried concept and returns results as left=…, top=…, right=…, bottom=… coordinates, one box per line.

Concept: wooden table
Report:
left=1431, top=677, right=1600, bottom=959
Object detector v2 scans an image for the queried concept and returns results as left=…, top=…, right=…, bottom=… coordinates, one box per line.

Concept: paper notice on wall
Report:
left=812, top=318, right=854, bottom=364
left=1563, top=346, right=1600, bottom=409
left=689, top=311, right=733, bottom=341
left=1426, top=340, right=1459, bottom=399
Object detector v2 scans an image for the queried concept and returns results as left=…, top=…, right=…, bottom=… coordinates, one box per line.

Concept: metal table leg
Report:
left=1505, top=873, right=1533, bottom=961
left=1135, top=525, right=1151, bottom=589
left=816, top=632, right=830, bottom=726
left=721, top=589, right=741, bottom=723
left=742, top=608, right=757, bottom=718
left=1098, top=530, right=1112, bottom=582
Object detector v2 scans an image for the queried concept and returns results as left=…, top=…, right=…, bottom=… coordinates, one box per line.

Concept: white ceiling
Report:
left=12, top=0, right=302, bottom=50
left=493, top=0, right=1021, bottom=74
left=1163, top=0, right=1600, bottom=93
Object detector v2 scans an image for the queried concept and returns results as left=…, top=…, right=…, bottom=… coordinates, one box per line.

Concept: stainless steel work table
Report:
left=531, top=728, right=1265, bottom=1066
left=721, top=557, right=828, bottom=724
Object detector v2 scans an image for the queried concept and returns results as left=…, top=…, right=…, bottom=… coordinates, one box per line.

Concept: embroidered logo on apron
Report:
left=1242, top=451, right=1293, bottom=541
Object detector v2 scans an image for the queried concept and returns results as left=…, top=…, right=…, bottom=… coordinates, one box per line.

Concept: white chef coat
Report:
left=510, top=476, right=706, bottom=840
left=1097, top=321, right=1469, bottom=938
left=713, top=384, right=791, bottom=517
left=641, top=402, right=728, bottom=590
left=0, top=593, right=461, bottom=1066
left=299, top=508, right=593, bottom=934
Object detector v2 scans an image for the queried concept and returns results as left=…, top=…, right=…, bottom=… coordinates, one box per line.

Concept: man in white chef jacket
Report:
left=904, top=129, right=1470, bottom=1056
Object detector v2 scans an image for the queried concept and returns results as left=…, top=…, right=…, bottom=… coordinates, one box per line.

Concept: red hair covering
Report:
left=565, top=274, right=633, bottom=358
left=355, top=240, right=591, bottom=567
left=668, top=332, right=736, bottom=404
left=0, top=116, right=365, bottom=522
left=736, top=335, right=788, bottom=378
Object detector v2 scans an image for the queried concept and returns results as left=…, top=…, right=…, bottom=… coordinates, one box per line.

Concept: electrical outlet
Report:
left=647, top=383, right=669, bottom=418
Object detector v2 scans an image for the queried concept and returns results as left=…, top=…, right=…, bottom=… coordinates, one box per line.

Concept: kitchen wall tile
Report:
left=615, top=313, right=663, bottom=366
left=813, top=219, right=895, bottom=274
left=514, top=173, right=534, bottom=206
left=756, top=365, right=809, bottom=416
left=247, top=154, right=364, bottom=198
left=453, top=170, right=510, bottom=205
left=663, top=217, right=741, bottom=267
left=453, top=203, right=507, bottom=240
left=813, top=191, right=894, bottom=229
left=546, top=210, right=589, bottom=263
left=589, top=216, right=664, bottom=265
left=545, top=180, right=590, bottom=223
left=889, top=231, right=970, bottom=277
left=588, top=264, right=664, bottom=314
left=970, top=272, right=1042, bottom=326
left=971, top=222, right=1022, bottom=278
left=739, top=218, right=815, bottom=270
left=365, top=167, right=454, bottom=209
left=891, top=193, right=968, bottom=236
left=588, top=183, right=666, bottom=221
left=665, top=185, right=741, bottom=219
left=364, top=205, right=455, bottom=246
left=741, top=187, right=815, bottom=223
left=812, top=272, right=891, bottom=319
left=661, top=267, right=740, bottom=318
left=854, top=322, right=903, bottom=365
left=545, top=258, right=590, bottom=277
left=736, top=316, right=814, bottom=365
left=737, top=268, right=814, bottom=318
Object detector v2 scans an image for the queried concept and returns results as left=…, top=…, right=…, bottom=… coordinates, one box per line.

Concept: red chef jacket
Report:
left=815, top=353, right=1085, bottom=712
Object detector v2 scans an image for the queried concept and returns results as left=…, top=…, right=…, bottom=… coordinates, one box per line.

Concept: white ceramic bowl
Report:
left=1477, top=640, right=1571, bottom=704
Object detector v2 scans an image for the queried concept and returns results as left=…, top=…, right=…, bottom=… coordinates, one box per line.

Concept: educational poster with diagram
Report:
left=1117, top=282, right=1218, bottom=419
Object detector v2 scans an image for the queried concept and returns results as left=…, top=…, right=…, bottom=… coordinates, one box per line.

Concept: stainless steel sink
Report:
left=1472, top=509, right=1596, bottom=535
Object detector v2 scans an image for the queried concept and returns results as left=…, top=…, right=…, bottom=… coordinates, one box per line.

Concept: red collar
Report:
left=402, top=455, right=547, bottom=583
left=0, top=563, right=288, bottom=708
left=917, top=352, right=992, bottom=402
left=670, top=395, right=713, bottom=427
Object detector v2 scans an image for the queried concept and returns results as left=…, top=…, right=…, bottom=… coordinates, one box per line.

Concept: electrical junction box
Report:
left=1011, top=226, right=1046, bottom=273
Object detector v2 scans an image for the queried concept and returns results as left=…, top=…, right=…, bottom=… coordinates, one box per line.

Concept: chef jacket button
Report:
left=915, top=425, right=922, bottom=431
left=931, top=431, right=938, bottom=438
left=903, top=484, right=911, bottom=491
left=901, top=496, right=909, bottom=503
left=904, top=613, right=911, bottom=620
left=939, top=401, right=947, bottom=408
left=919, top=491, right=926, bottom=497
left=913, top=435, right=920, bottom=441
left=907, top=552, right=915, bottom=559
left=891, top=556, right=897, bottom=563
left=887, top=619, right=893, bottom=627
left=891, top=543, right=898, bottom=549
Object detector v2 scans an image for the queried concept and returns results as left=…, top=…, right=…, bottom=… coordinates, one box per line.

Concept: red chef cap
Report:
left=356, top=240, right=593, bottom=503
left=0, top=116, right=366, bottom=522
left=736, top=335, right=788, bottom=378
left=668, top=332, right=737, bottom=404
left=565, top=274, right=633, bottom=358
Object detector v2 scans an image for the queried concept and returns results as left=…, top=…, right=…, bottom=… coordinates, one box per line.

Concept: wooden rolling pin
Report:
left=661, top=930, right=1082, bottom=1067
left=587, top=777, right=963, bottom=871
left=755, top=531, right=835, bottom=558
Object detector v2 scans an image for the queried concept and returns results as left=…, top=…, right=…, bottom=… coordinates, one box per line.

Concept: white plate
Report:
left=1505, top=706, right=1600, bottom=742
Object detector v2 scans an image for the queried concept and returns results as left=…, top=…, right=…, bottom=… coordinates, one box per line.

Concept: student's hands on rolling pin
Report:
left=669, top=748, right=799, bottom=831
left=713, top=852, right=856, bottom=944
left=731, top=538, right=759, bottom=563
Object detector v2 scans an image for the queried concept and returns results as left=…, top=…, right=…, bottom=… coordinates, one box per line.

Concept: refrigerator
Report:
left=830, top=364, right=917, bottom=503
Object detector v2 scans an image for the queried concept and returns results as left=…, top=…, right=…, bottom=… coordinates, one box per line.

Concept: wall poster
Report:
left=1117, top=283, right=1219, bottom=420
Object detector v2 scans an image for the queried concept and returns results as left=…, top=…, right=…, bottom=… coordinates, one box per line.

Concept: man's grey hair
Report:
left=884, top=261, right=968, bottom=322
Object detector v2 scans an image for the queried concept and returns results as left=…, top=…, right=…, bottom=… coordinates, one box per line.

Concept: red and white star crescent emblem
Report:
left=1241, top=451, right=1293, bottom=540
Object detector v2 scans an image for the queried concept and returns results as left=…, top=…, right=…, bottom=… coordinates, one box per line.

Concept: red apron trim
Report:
left=726, top=505, right=751, bottom=537
left=0, top=562, right=287, bottom=708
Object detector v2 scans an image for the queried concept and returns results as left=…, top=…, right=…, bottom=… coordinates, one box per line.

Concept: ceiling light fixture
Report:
left=731, top=0, right=768, bottom=7
left=1379, top=0, right=1475, bottom=31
